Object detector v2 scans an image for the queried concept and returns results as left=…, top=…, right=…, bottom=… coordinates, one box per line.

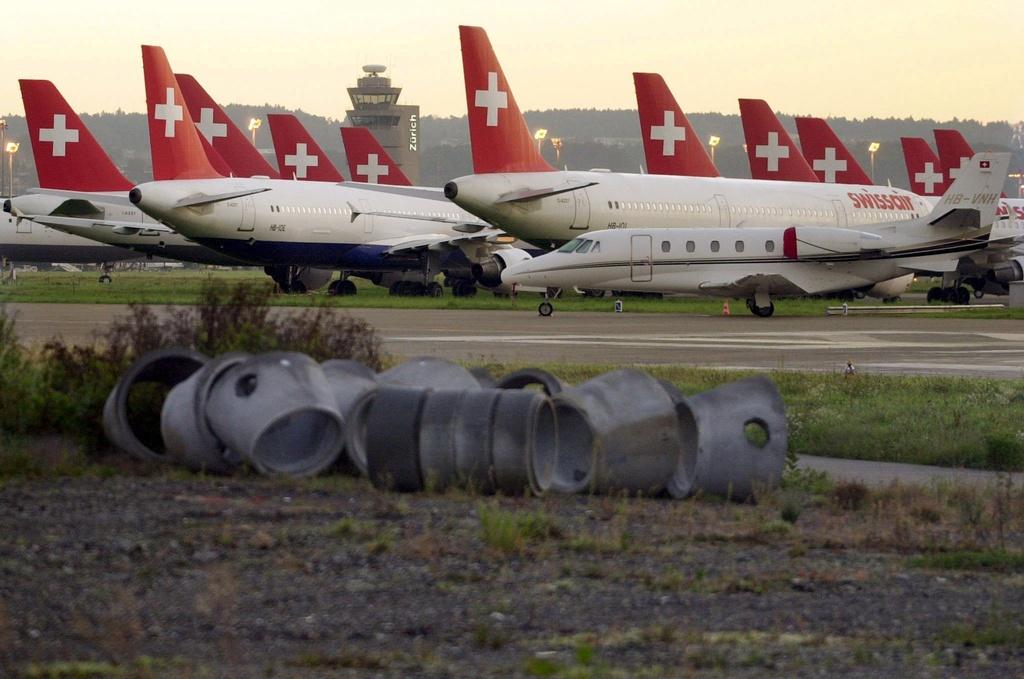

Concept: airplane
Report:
left=6, top=79, right=248, bottom=269
left=128, top=45, right=531, bottom=297
left=739, top=99, right=818, bottom=182
left=444, top=26, right=946, bottom=311
left=501, top=153, right=1007, bottom=317
left=268, top=114, right=345, bottom=182
left=631, top=74, right=912, bottom=301
left=340, top=127, right=413, bottom=186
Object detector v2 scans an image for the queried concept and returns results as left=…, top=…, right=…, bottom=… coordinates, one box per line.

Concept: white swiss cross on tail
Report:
left=38, top=114, right=79, bottom=157
left=356, top=154, right=389, bottom=184
left=812, top=147, right=847, bottom=183
left=915, top=162, right=943, bottom=193
left=474, top=71, right=508, bottom=127
left=284, top=143, right=318, bottom=179
left=154, top=87, right=183, bottom=137
left=649, top=110, right=686, bottom=156
left=948, top=156, right=970, bottom=179
left=196, top=107, right=227, bottom=144
left=755, top=131, right=789, bottom=172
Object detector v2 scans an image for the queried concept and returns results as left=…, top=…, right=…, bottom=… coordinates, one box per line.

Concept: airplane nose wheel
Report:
left=538, top=301, right=554, bottom=317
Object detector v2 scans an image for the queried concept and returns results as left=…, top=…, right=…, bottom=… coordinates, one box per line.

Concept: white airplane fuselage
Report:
left=1, top=210, right=140, bottom=264
left=128, top=178, right=519, bottom=272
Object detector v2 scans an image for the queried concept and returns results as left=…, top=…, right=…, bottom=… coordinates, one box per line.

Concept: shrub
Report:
left=832, top=481, right=869, bottom=511
left=983, top=435, right=1024, bottom=472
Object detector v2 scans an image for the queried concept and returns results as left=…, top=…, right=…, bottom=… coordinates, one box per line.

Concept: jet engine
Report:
left=471, top=248, right=533, bottom=289
left=988, top=256, right=1024, bottom=284
left=865, top=273, right=914, bottom=300
left=264, top=265, right=333, bottom=293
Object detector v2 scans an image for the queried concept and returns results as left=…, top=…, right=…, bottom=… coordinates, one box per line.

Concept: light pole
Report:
left=550, top=137, right=563, bottom=165
left=5, top=142, right=18, bottom=198
left=868, top=142, right=880, bottom=183
left=0, top=119, right=6, bottom=198
left=708, top=135, right=721, bottom=167
left=533, top=128, right=548, bottom=156
left=248, top=117, right=262, bottom=147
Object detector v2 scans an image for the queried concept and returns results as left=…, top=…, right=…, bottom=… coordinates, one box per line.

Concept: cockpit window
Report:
left=575, top=240, right=594, bottom=254
left=591, top=242, right=601, bottom=253
left=557, top=238, right=583, bottom=253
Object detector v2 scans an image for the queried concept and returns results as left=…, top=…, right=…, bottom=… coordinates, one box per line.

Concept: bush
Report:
left=0, top=280, right=384, bottom=452
left=984, top=435, right=1024, bottom=471
left=832, top=481, right=869, bottom=511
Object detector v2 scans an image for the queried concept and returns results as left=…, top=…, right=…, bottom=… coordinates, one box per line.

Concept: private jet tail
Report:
left=738, top=98, right=818, bottom=182
left=927, top=152, right=1006, bottom=229
left=340, top=127, right=412, bottom=185
left=175, top=73, right=280, bottom=178
left=900, top=137, right=947, bottom=197
left=632, top=73, right=718, bottom=178
left=19, top=80, right=134, bottom=191
left=458, top=25, right=554, bottom=174
left=141, top=46, right=222, bottom=180
left=267, top=114, right=344, bottom=181
left=794, top=117, right=873, bottom=185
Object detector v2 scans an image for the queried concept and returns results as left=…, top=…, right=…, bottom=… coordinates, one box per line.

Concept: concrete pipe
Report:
left=345, top=357, right=486, bottom=476
left=550, top=369, right=688, bottom=496
left=102, top=347, right=209, bottom=463
left=417, top=389, right=468, bottom=492
left=160, top=353, right=250, bottom=473
left=321, top=359, right=378, bottom=473
left=683, top=376, right=788, bottom=501
left=206, top=352, right=345, bottom=477
left=364, top=386, right=427, bottom=492
left=495, top=368, right=564, bottom=395
left=452, top=389, right=504, bottom=493
left=491, top=389, right=558, bottom=496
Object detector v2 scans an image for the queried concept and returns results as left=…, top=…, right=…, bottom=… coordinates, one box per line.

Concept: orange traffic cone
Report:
left=722, top=300, right=731, bottom=316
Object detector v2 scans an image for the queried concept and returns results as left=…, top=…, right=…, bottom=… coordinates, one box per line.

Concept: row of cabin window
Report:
left=267, top=205, right=461, bottom=219
left=660, top=239, right=775, bottom=254
left=604, top=200, right=918, bottom=223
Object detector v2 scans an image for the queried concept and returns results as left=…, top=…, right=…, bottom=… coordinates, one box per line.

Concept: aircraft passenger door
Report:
left=238, top=196, right=255, bottom=232
left=15, top=216, right=31, bottom=234
left=630, top=234, right=653, bottom=282
left=570, top=190, right=590, bottom=230
left=714, top=194, right=731, bottom=228
left=832, top=200, right=848, bottom=228
left=358, top=199, right=374, bottom=234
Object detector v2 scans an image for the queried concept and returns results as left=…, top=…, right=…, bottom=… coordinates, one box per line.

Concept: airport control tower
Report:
left=345, top=65, right=420, bottom=184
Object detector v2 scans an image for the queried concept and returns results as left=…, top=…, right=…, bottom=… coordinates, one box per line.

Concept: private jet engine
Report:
left=988, top=256, right=1024, bottom=285
left=865, top=273, right=914, bottom=301
left=263, top=265, right=333, bottom=293
left=471, top=248, right=534, bottom=294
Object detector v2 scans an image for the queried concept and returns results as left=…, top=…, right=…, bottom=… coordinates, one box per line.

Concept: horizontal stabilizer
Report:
left=173, top=187, right=271, bottom=208
left=495, top=181, right=599, bottom=204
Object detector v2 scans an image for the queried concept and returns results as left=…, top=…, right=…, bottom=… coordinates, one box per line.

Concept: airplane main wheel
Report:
left=538, top=301, right=554, bottom=317
left=425, top=282, right=444, bottom=298
left=452, top=280, right=477, bottom=297
left=745, top=298, right=757, bottom=313
left=926, top=287, right=942, bottom=303
left=955, top=286, right=971, bottom=305
left=339, top=279, right=357, bottom=295
left=98, top=274, right=112, bottom=284
left=974, top=288, right=985, bottom=299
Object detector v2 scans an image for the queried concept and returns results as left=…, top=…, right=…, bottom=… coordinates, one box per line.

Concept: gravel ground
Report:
left=1, top=474, right=1023, bottom=678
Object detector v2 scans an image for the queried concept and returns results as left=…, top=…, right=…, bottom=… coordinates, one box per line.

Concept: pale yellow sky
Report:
left=3, top=0, right=1022, bottom=122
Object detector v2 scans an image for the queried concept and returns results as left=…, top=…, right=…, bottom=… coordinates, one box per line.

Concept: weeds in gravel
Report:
left=477, top=503, right=562, bottom=553
left=289, top=651, right=388, bottom=670
left=940, top=610, right=1024, bottom=647
left=909, top=549, right=1024, bottom=572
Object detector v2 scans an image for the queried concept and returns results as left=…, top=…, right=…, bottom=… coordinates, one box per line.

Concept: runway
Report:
left=6, top=303, right=1024, bottom=379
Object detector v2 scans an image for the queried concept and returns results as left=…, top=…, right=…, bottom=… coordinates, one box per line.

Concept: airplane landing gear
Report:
left=746, top=298, right=775, bottom=317
left=926, top=285, right=971, bottom=305
left=451, top=279, right=478, bottom=297
left=538, top=301, right=554, bottom=317
left=327, top=279, right=357, bottom=296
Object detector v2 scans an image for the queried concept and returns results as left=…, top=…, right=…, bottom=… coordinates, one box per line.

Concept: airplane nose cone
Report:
left=129, top=188, right=142, bottom=205
left=443, top=181, right=458, bottom=200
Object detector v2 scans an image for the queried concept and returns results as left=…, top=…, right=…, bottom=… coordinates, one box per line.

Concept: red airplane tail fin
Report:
left=19, top=79, right=133, bottom=191
left=175, top=73, right=280, bottom=178
left=142, top=46, right=221, bottom=180
left=459, top=25, right=554, bottom=174
left=738, top=99, right=818, bottom=182
left=794, top=117, right=873, bottom=185
left=340, top=127, right=412, bottom=185
left=933, top=129, right=975, bottom=185
left=900, top=137, right=947, bottom=196
left=633, top=73, right=718, bottom=178
left=267, top=114, right=344, bottom=182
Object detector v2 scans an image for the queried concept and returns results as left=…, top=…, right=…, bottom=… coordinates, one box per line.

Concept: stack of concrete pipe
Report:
left=103, top=349, right=788, bottom=501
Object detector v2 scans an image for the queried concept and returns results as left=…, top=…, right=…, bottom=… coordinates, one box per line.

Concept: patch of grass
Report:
left=524, top=657, right=563, bottom=677
left=832, top=481, right=869, bottom=511
left=909, top=549, right=1024, bottom=572
left=940, top=613, right=1024, bottom=647
left=289, top=651, right=388, bottom=670
left=477, top=503, right=562, bottom=553
left=20, top=661, right=123, bottom=678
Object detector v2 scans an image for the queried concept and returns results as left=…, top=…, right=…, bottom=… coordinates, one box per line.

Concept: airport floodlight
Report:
left=708, top=135, right=721, bottom=165
left=5, top=141, right=18, bottom=199
left=533, top=129, right=548, bottom=140
left=868, top=142, right=881, bottom=153
left=248, top=117, right=263, bottom=146
left=4, top=142, right=16, bottom=154
left=868, top=142, right=880, bottom=182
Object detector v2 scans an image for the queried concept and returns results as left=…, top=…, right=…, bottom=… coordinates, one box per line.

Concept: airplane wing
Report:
left=698, top=269, right=874, bottom=297
left=373, top=232, right=517, bottom=256
left=346, top=201, right=494, bottom=233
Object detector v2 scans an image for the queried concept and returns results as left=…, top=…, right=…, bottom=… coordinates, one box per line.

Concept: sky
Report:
left=2, top=0, right=1022, bottom=123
